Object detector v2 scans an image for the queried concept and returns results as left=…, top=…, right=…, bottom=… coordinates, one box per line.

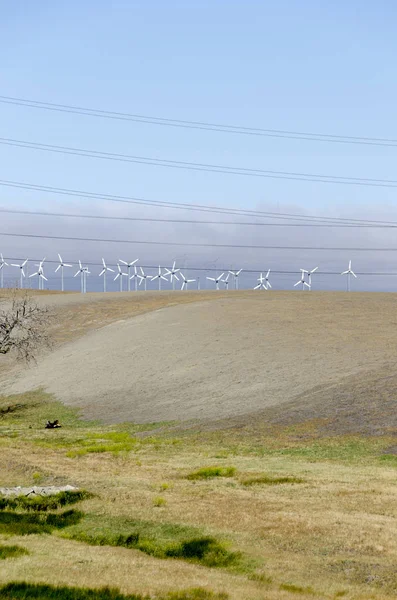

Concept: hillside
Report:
left=3, top=291, right=397, bottom=433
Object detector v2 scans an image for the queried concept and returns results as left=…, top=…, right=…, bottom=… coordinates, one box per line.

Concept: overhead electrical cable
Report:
left=1, top=94, right=397, bottom=148
left=1, top=137, right=397, bottom=188
left=1, top=231, right=397, bottom=251
left=0, top=179, right=395, bottom=226
left=2, top=206, right=397, bottom=228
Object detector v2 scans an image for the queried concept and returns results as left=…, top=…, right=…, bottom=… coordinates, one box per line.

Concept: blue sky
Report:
left=1, top=1, right=397, bottom=291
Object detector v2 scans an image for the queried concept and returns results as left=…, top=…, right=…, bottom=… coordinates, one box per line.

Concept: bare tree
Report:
left=0, top=292, right=52, bottom=361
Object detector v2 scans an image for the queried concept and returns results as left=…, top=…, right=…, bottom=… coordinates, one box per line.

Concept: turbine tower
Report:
left=206, top=272, right=225, bottom=290
left=180, top=272, right=196, bottom=290
left=30, top=258, right=47, bottom=290
left=114, top=263, right=128, bottom=292
left=265, top=269, right=272, bottom=289
left=119, top=259, right=138, bottom=292
left=222, top=273, right=230, bottom=290
left=229, top=269, right=242, bottom=289
left=55, top=254, right=72, bottom=292
left=99, top=258, right=114, bottom=292
left=294, top=269, right=308, bottom=291
left=306, top=266, right=319, bottom=290
left=164, top=261, right=180, bottom=290
left=254, top=273, right=267, bottom=290
left=0, top=253, right=8, bottom=289
left=137, top=266, right=149, bottom=291
left=150, top=266, right=168, bottom=290
left=341, top=260, right=357, bottom=292
left=74, top=260, right=90, bottom=293
left=11, top=259, right=28, bottom=289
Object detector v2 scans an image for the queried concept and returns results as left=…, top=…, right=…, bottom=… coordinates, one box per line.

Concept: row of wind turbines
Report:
left=0, top=253, right=358, bottom=292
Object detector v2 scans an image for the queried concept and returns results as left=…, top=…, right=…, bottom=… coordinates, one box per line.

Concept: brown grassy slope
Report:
left=3, top=291, right=397, bottom=433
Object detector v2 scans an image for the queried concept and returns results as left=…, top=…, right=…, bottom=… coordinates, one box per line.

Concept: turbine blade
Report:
left=55, top=265, right=61, bottom=272
left=99, top=269, right=105, bottom=276
left=352, top=271, right=357, bottom=278
left=267, top=281, right=272, bottom=288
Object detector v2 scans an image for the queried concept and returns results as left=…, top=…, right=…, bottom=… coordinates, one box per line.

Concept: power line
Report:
left=1, top=94, right=397, bottom=148
left=1, top=137, right=397, bottom=188
left=0, top=179, right=382, bottom=224
left=3, top=256, right=397, bottom=276
left=2, top=205, right=397, bottom=228
left=2, top=230, right=397, bottom=251
left=2, top=178, right=397, bottom=228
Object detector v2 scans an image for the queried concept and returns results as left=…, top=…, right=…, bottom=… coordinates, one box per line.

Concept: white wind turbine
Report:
left=164, top=261, right=180, bottom=290
left=294, top=269, right=309, bottom=291
left=206, top=272, right=225, bottom=290
left=150, top=266, right=168, bottom=290
left=74, top=260, right=90, bottom=293
left=222, top=273, right=230, bottom=290
left=306, top=266, right=319, bottom=290
left=341, top=260, right=357, bottom=292
left=30, top=258, right=47, bottom=290
left=265, top=269, right=272, bottom=289
left=55, top=254, right=72, bottom=292
left=229, top=269, right=242, bottom=289
left=114, top=263, right=128, bottom=292
left=11, top=259, right=28, bottom=289
left=119, top=258, right=138, bottom=292
left=137, top=266, right=150, bottom=291
left=0, top=253, right=8, bottom=289
left=99, top=258, right=114, bottom=292
left=180, top=272, right=196, bottom=290
left=254, top=273, right=267, bottom=290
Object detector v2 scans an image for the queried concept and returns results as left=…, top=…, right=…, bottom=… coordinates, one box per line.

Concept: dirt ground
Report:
left=2, top=290, right=397, bottom=431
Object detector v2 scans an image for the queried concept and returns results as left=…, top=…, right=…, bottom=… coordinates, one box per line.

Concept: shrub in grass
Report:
left=240, top=475, right=304, bottom=486
left=166, top=536, right=240, bottom=568
left=0, top=544, right=29, bottom=560
left=0, top=509, right=83, bottom=536
left=279, top=583, right=315, bottom=594
left=0, top=583, right=229, bottom=600
left=0, top=490, right=93, bottom=512
left=186, top=466, right=236, bottom=480
left=153, top=496, right=167, bottom=507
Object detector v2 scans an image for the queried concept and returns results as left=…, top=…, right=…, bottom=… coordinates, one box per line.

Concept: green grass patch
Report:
left=279, top=583, right=315, bottom=594
left=0, top=490, right=93, bottom=512
left=240, top=474, right=305, bottom=486
left=0, top=509, right=83, bottom=535
left=186, top=466, right=236, bottom=480
left=0, top=544, right=29, bottom=559
left=61, top=513, right=242, bottom=569
left=0, top=583, right=228, bottom=599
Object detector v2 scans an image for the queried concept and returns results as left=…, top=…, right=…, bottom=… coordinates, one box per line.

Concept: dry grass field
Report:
left=0, top=290, right=396, bottom=599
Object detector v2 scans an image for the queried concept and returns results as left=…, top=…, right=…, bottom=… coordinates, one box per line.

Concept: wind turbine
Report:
left=164, top=261, right=180, bottom=290
left=341, top=260, right=357, bottom=292
left=180, top=272, right=196, bottom=290
left=222, top=273, right=230, bottom=290
left=0, top=253, right=8, bottom=289
left=206, top=272, right=225, bottom=290
left=294, top=269, right=308, bottom=291
left=119, top=258, right=138, bottom=292
left=150, top=266, right=168, bottom=290
left=55, top=254, right=72, bottom=292
left=11, top=259, right=28, bottom=289
left=137, top=266, right=150, bottom=291
left=99, top=258, right=114, bottom=292
left=254, top=273, right=267, bottom=290
left=114, top=263, right=128, bottom=292
left=306, top=266, right=319, bottom=290
left=30, top=258, right=47, bottom=290
left=229, top=269, right=242, bottom=289
left=265, top=269, right=272, bottom=289
left=74, top=260, right=90, bottom=293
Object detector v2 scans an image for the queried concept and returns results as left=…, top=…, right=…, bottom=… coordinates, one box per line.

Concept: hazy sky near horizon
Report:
left=1, top=1, right=397, bottom=291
